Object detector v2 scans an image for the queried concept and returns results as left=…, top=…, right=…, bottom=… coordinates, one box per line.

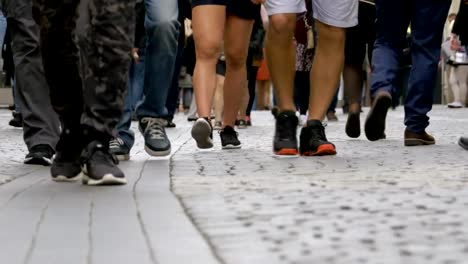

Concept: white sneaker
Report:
left=448, top=102, right=463, bottom=108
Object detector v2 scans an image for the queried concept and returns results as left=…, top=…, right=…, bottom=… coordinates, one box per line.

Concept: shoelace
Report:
left=141, top=117, right=166, bottom=140
left=109, top=138, right=125, bottom=149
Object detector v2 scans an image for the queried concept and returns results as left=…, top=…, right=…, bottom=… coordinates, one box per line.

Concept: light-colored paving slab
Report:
left=171, top=106, right=468, bottom=264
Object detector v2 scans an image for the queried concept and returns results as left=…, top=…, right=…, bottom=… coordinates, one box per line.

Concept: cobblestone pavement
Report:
left=171, top=106, right=468, bottom=264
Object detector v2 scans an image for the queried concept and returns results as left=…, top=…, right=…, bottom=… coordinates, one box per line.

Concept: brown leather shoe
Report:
left=404, top=129, right=435, bottom=146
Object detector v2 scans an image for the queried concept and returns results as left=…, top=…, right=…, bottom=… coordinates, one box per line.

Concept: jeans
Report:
left=116, top=55, right=146, bottom=149
left=371, top=0, right=451, bottom=133
left=136, top=0, right=180, bottom=119
left=0, top=11, right=6, bottom=57
left=165, top=43, right=184, bottom=121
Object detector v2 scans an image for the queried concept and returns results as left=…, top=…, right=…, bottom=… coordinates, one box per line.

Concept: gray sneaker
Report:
left=139, top=117, right=171, bottom=156
left=109, top=138, right=130, bottom=161
left=191, top=118, right=213, bottom=149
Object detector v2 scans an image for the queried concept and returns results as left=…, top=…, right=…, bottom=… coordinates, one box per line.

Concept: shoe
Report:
left=271, top=106, right=279, bottom=118
left=81, top=141, right=126, bottom=185
left=237, top=119, right=247, bottom=129
left=166, top=121, right=176, bottom=128
left=213, top=121, right=223, bottom=131
left=187, top=115, right=197, bottom=122
left=345, top=111, right=361, bottom=138
left=365, top=91, right=392, bottom=141
left=459, top=137, right=468, bottom=150
left=300, top=120, right=336, bottom=156
left=192, top=118, right=213, bottom=149
left=51, top=129, right=83, bottom=182
left=273, top=111, right=298, bottom=155
left=24, top=144, right=54, bottom=166
left=448, top=101, right=463, bottom=108
left=246, top=116, right=252, bottom=126
left=109, top=137, right=130, bottom=161
left=8, top=111, right=23, bottom=128
left=404, top=129, right=435, bottom=146
left=326, top=111, right=338, bottom=122
left=139, top=117, right=171, bottom=156
left=220, top=126, right=241, bottom=149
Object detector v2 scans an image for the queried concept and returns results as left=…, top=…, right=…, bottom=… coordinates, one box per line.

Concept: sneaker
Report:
left=448, top=101, right=463, bottom=108
left=81, top=141, right=126, bottom=185
left=166, top=121, right=177, bottom=128
left=273, top=111, right=298, bottom=155
left=345, top=111, right=361, bottom=138
left=109, top=138, right=130, bottom=161
left=139, top=117, right=171, bottom=156
left=9, top=111, right=23, bottom=128
left=191, top=118, right=213, bottom=149
left=246, top=116, right=252, bottom=126
left=24, top=144, right=54, bottom=166
left=300, top=120, right=337, bottom=156
left=404, top=129, right=435, bottom=146
left=365, top=90, right=392, bottom=141
left=459, top=136, right=468, bottom=150
left=213, top=121, right=223, bottom=131
left=238, top=119, right=247, bottom=129
left=51, top=129, right=83, bottom=182
left=187, top=115, right=197, bottom=122
left=220, top=126, right=241, bottom=149
left=271, top=106, right=279, bottom=118
left=326, top=111, right=338, bottom=122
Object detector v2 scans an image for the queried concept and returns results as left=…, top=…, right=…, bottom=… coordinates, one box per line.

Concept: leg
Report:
left=214, top=74, right=225, bottom=124
left=223, top=14, right=253, bottom=128
left=165, top=45, right=185, bottom=123
left=246, top=65, right=258, bottom=119
left=8, top=0, right=60, bottom=164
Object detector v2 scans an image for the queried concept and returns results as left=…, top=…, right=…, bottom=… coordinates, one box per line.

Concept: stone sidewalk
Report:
left=2, top=106, right=468, bottom=264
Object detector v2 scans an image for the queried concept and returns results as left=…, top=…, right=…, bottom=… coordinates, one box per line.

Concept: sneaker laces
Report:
left=308, top=122, right=328, bottom=142
left=82, top=142, right=118, bottom=165
left=141, top=117, right=166, bottom=140
left=109, top=138, right=125, bottom=149
left=220, top=126, right=238, bottom=140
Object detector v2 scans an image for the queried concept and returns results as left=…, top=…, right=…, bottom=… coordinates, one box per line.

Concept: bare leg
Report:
left=343, top=63, right=363, bottom=113
left=214, top=74, right=225, bottom=122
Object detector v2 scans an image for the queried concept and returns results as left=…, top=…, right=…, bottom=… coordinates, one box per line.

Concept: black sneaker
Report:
left=139, top=117, right=171, bottom=156
left=237, top=120, right=247, bottom=129
left=51, top=129, right=83, bottom=182
left=109, top=138, right=130, bottom=161
left=300, top=120, right=336, bottom=156
left=191, top=117, right=213, bottom=149
left=273, top=111, right=298, bottom=155
left=365, top=91, right=392, bottom=141
left=220, top=126, right=241, bottom=149
left=24, top=144, right=54, bottom=166
left=81, top=141, right=126, bottom=186
left=345, top=111, right=361, bottom=138
left=9, top=111, right=23, bottom=128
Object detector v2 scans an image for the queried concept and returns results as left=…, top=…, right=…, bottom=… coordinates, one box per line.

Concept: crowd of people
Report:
left=0, top=0, right=466, bottom=185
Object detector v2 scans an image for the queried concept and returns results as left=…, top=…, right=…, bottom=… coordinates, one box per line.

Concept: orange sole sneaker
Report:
left=301, top=144, right=337, bottom=156
left=274, top=148, right=299, bottom=156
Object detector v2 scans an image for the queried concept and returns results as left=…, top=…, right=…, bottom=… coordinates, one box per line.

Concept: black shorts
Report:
left=345, top=2, right=376, bottom=65
left=192, top=0, right=260, bottom=20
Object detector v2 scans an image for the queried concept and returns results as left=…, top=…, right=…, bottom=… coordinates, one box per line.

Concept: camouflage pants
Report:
left=32, top=0, right=135, bottom=140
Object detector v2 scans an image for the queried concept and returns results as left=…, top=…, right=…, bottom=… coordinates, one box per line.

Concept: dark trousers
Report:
left=371, top=0, right=451, bottom=133
left=32, top=0, right=135, bottom=141
left=6, top=0, right=60, bottom=151
left=165, top=44, right=184, bottom=121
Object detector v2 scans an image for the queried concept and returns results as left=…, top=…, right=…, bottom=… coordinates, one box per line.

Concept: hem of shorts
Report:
left=266, top=6, right=307, bottom=16
left=313, top=15, right=358, bottom=28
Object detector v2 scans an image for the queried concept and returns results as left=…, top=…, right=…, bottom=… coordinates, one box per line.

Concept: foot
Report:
left=448, top=101, right=463, bottom=108
left=187, top=115, right=197, bottom=122
left=365, top=91, right=392, bottom=141
left=220, top=126, right=241, bottom=149
left=109, top=137, right=131, bottom=161
left=81, top=141, right=126, bottom=186
left=300, top=120, right=336, bottom=156
left=51, top=129, right=83, bottom=182
left=273, top=111, right=298, bottom=155
left=24, top=144, right=54, bottom=166
left=191, top=118, right=213, bottom=149
left=345, top=111, right=361, bottom=138
left=246, top=116, right=252, bottom=126
left=237, top=120, right=247, bottom=129
left=458, top=137, right=468, bottom=150
left=166, top=121, right=176, bottom=128
left=326, top=111, right=338, bottom=122
left=404, top=129, right=435, bottom=146
left=139, top=117, right=171, bottom=156
left=8, top=111, right=23, bottom=128
left=213, top=121, right=223, bottom=131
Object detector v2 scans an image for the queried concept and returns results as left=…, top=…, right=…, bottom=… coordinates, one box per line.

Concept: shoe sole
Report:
left=24, top=157, right=52, bottom=166
left=115, top=154, right=130, bottom=161
left=192, top=120, right=213, bottom=149
left=274, top=148, right=299, bottom=156
left=365, top=93, right=392, bottom=141
left=345, top=112, right=361, bottom=138
left=52, top=172, right=83, bottom=182
left=459, top=139, right=468, bottom=150
left=144, top=146, right=171, bottom=157
left=82, top=173, right=127, bottom=186
left=404, top=138, right=435, bottom=147
left=301, top=144, right=337, bottom=156
left=222, top=144, right=242, bottom=150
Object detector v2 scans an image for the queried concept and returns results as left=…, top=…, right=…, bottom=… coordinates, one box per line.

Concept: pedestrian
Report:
left=364, top=0, right=451, bottom=147
left=255, top=0, right=358, bottom=156
left=4, top=0, right=61, bottom=166
left=190, top=0, right=261, bottom=150
left=32, top=0, right=135, bottom=185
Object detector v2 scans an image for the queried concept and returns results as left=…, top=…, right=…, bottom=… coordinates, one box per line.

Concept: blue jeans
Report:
left=0, top=11, right=6, bottom=57
left=116, top=55, right=146, bottom=149
left=165, top=44, right=184, bottom=121
left=136, top=0, right=180, bottom=119
left=371, top=0, right=451, bottom=133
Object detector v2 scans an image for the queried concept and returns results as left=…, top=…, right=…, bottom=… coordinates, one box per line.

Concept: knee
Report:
left=196, top=41, right=222, bottom=62
left=268, top=15, right=296, bottom=37
left=317, top=22, right=346, bottom=45
left=225, top=50, right=247, bottom=70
